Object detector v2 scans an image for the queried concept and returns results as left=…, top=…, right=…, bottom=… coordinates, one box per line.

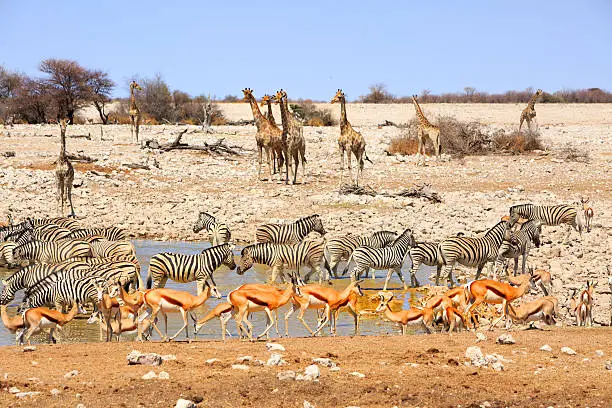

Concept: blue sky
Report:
left=2, top=1, right=611, bottom=100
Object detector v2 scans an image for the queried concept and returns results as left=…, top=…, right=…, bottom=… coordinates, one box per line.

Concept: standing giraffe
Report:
left=242, top=88, right=283, bottom=181
left=275, top=89, right=306, bottom=185
left=56, top=119, right=76, bottom=217
left=331, top=89, right=370, bottom=185
left=411, top=95, right=441, bottom=159
left=519, top=89, right=543, bottom=132
left=129, top=80, right=143, bottom=143
left=260, top=94, right=284, bottom=174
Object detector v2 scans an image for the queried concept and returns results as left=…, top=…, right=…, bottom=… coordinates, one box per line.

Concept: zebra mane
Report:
left=298, top=214, right=319, bottom=223
left=485, top=221, right=508, bottom=236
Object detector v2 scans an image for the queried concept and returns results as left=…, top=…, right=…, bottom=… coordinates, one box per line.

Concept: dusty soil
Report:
left=0, top=327, right=610, bottom=407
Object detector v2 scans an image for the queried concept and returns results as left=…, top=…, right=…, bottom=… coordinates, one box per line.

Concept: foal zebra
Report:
left=494, top=220, right=542, bottom=277
left=13, top=240, right=92, bottom=264
left=147, top=243, right=235, bottom=294
left=237, top=240, right=330, bottom=283
left=438, top=221, right=508, bottom=286
left=347, top=228, right=416, bottom=290
left=70, top=227, right=127, bottom=241
left=509, top=203, right=580, bottom=242
left=328, top=230, right=398, bottom=277
left=256, top=214, right=326, bottom=244
left=193, top=212, right=231, bottom=246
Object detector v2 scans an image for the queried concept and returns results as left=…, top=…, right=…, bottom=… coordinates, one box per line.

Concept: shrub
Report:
left=289, top=99, right=336, bottom=126
left=387, top=134, right=419, bottom=155
left=359, top=83, right=395, bottom=103
left=493, top=130, right=544, bottom=154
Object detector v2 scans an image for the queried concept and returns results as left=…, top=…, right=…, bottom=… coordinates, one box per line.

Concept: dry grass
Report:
left=493, top=130, right=544, bottom=153
left=387, top=135, right=419, bottom=155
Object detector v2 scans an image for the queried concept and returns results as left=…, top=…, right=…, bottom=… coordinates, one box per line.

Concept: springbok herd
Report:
left=0, top=195, right=603, bottom=344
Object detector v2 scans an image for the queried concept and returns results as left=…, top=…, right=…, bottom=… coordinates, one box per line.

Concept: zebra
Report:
left=193, top=212, right=231, bottom=246
left=29, top=217, right=80, bottom=231
left=0, top=219, right=33, bottom=242
left=255, top=214, right=326, bottom=244
left=408, top=233, right=467, bottom=287
left=13, top=240, right=92, bottom=264
left=328, top=230, right=398, bottom=277
left=438, top=221, right=508, bottom=286
left=21, top=275, right=103, bottom=311
left=509, top=203, right=580, bottom=242
left=58, top=255, right=141, bottom=272
left=0, top=241, right=17, bottom=268
left=11, top=224, right=73, bottom=246
left=70, top=227, right=127, bottom=241
left=23, top=262, right=140, bottom=304
left=1, top=261, right=91, bottom=305
left=89, top=240, right=136, bottom=259
left=494, top=220, right=542, bottom=277
left=346, top=228, right=416, bottom=291
left=237, top=240, right=331, bottom=283
left=146, top=243, right=235, bottom=294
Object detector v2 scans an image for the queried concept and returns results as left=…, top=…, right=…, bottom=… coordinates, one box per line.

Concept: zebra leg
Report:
left=435, top=264, right=443, bottom=286
left=409, top=260, right=421, bottom=288
left=196, top=280, right=205, bottom=296
left=445, top=264, right=457, bottom=287
left=514, top=257, right=519, bottom=276
left=521, top=252, right=528, bottom=276
left=395, top=267, right=408, bottom=290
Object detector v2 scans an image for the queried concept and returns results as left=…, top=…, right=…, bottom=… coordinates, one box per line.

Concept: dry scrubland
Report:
left=0, top=103, right=611, bottom=406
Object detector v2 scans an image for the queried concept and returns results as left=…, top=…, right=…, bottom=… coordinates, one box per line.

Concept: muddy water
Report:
left=0, top=240, right=435, bottom=346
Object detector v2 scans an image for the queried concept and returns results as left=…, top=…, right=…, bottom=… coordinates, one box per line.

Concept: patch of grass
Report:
left=493, top=130, right=544, bottom=154
left=290, top=100, right=336, bottom=126
left=387, top=134, right=419, bottom=155
left=555, top=145, right=590, bottom=162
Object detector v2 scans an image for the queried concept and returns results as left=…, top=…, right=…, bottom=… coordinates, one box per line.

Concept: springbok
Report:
left=193, top=302, right=235, bottom=340
left=575, top=281, right=595, bottom=327
left=1, top=304, right=25, bottom=333
left=504, top=296, right=558, bottom=328
left=286, top=280, right=364, bottom=337
left=98, top=284, right=122, bottom=342
left=142, top=281, right=221, bottom=342
left=374, top=291, right=434, bottom=335
left=464, top=273, right=534, bottom=330
left=17, top=302, right=79, bottom=345
left=442, top=306, right=466, bottom=335
left=581, top=197, right=594, bottom=233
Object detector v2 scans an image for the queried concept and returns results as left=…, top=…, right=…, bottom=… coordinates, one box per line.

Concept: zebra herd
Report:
left=0, top=199, right=596, bottom=343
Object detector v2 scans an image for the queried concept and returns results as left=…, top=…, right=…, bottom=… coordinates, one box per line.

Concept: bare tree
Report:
left=13, top=78, right=54, bottom=124
left=0, top=66, right=23, bottom=123
left=140, top=74, right=173, bottom=122
left=88, top=70, right=115, bottom=124
left=359, top=83, right=394, bottom=103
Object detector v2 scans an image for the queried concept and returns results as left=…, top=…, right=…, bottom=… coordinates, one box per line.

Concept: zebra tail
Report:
left=146, top=272, right=152, bottom=290
left=323, top=255, right=332, bottom=275
left=341, top=253, right=354, bottom=276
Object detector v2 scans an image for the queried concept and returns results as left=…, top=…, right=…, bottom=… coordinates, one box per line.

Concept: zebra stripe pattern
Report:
left=0, top=241, right=17, bottom=267
left=495, top=220, right=542, bottom=276
left=89, top=240, right=136, bottom=259
left=438, top=221, right=508, bottom=286
left=147, top=243, right=235, bottom=294
left=0, top=219, right=33, bottom=242
left=408, top=241, right=442, bottom=287
left=13, top=240, right=92, bottom=264
left=22, top=276, right=102, bottom=310
left=256, top=214, right=326, bottom=244
left=1, top=261, right=91, bottom=305
left=70, top=227, right=127, bottom=241
left=193, top=212, right=231, bottom=246
left=237, top=240, right=330, bottom=283
left=347, top=228, right=416, bottom=290
left=29, top=217, right=80, bottom=231
left=327, top=230, right=398, bottom=276
left=12, top=224, right=73, bottom=246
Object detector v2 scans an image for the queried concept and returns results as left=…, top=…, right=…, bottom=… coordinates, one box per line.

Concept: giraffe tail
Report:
left=364, top=152, right=373, bottom=164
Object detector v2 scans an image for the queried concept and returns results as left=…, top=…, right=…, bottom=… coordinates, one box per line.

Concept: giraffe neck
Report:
left=130, top=87, right=138, bottom=111
left=527, top=92, right=540, bottom=110
left=278, top=96, right=289, bottom=131
left=247, top=97, right=266, bottom=131
left=412, top=99, right=431, bottom=126
left=59, top=127, right=67, bottom=160
left=339, top=97, right=348, bottom=126
left=265, top=101, right=276, bottom=125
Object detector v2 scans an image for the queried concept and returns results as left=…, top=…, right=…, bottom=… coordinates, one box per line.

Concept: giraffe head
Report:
left=242, top=88, right=256, bottom=103
left=260, top=94, right=272, bottom=107
left=330, top=89, right=345, bottom=104
left=59, top=118, right=68, bottom=132
left=272, top=89, right=286, bottom=104
left=130, top=81, right=142, bottom=91
left=411, top=94, right=419, bottom=103
left=536, top=89, right=543, bottom=96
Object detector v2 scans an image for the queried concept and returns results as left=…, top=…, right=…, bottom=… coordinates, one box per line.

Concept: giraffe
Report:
left=274, top=89, right=306, bottom=185
left=519, top=89, right=543, bottom=132
left=242, top=88, right=283, bottom=181
left=260, top=94, right=284, bottom=174
left=129, top=80, right=143, bottom=143
left=411, top=95, right=441, bottom=159
left=330, top=89, right=371, bottom=185
left=56, top=119, right=76, bottom=217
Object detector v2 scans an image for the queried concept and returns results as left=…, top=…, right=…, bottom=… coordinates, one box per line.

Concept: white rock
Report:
left=236, top=355, right=253, bottom=362
left=304, top=401, right=316, bottom=408
left=174, top=399, right=197, bottom=408
left=141, top=371, right=157, bottom=380
left=480, top=401, right=492, bottom=408
left=205, top=358, right=221, bottom=364
left=15, top=392, right=41, bottom=398
left=465, top=346, right=487, bottom=367
left=349, top=371, right=366, bottom=378
left=595, top=350, right=604, bottom=357
left=9, top=386, right=20, bottom=394
left=490, top=361, right=505, bottom=371
left=312, top=357, right=337, bottom=368
left=276, top=370, right=296, bottom=381
left=266, top=343, right=285, bottom=352
left=22, top=346, right=36, bottom=352
left=266, top=353, right=286, bottom=366
left=51, top=388, right=61, bottom=396
left=540, top=344, right=553, bottom=352
left=295, top=374, right=313, bottom=381
left=158, top=371, right=170, bottom=379
left=561, top=347, right=577, bottom=355
left=475, top=332, right=487, bottom=343
left=304, top=364, right=320, bottom=379
left=496, top=333, right=516, bottom=345
left=64, top=370, right=79, bottom=378
left=605, top=361, right=612, bottom=370
left=231, top=364, right=249, bottom=371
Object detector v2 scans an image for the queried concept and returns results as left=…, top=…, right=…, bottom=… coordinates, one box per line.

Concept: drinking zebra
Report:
left=346, top=228, right=416, bottom=290
left=256, top=214, right=326, bottom=244
left=13, top=240, right=92, bottom=264
left=237, top=240, right=331, bottom=283
left=146, top=243, right=235, bottom=294
left=509, top=203, right=580, bottom=242
left=0, top=242, right=17, bottom=268
left=494, top=220, right=542, bottom=277
left=0, top=219, right=33, bottom=242
left=327, top=230, right=397, bottom=277
left=70, top=227, right=127, bottom=241
left=21, top=275, right=103, bottom=311
left=193, top=212, right=231, bottom=246
left=11, top=224, right=73, bottom=246
left=438, top=221, right=508, bottom=286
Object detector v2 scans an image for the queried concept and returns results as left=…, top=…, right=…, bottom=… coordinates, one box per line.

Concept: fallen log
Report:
left=142, top=130, right=244, bottom=156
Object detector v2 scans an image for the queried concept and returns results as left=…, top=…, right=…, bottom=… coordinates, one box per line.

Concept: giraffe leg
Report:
left=266, top=147, right=272, bottom=181
left=66, top=173, right=75, bottom=217
left=130, top=115, right=135, bottom=141
left=346, top=151, right=353, bottom=185
left=56, top=177, right=64, bottom=217
left=292, top=151, right=299, bottom=184
left=416, top=128, right=424, bottom=156
left=257, top=145, right=263, bottom=180
left=135, top=114, right=140, bottom=143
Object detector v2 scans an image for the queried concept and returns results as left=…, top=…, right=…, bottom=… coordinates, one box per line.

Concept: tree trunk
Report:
left=94, top=101, right=109, bottom=124
left=67, top=109, right=75, bottom=124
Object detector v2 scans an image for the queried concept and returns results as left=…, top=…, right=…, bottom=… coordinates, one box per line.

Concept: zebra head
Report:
left=193, top=212, right=216, bottom=233
left=11, top=244, right=29, bottom=264
left=0, top=281, right=14, bottom=305
left=222, top=244, right=237, bottom=271
left=309, top=215, right=327, bottom=236
left=375, top=291, right=394, bottom=313
left=531, top=221, right=542, bottom=248
left=236, top=245, right=255, bottom=275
